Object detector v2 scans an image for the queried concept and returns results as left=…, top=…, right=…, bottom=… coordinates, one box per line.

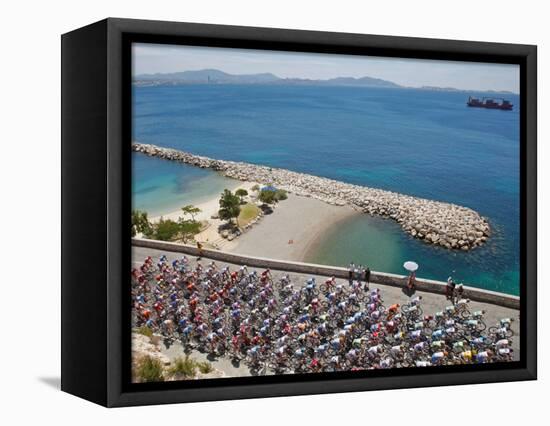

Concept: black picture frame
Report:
left=61, top=17, right=537, bottom=407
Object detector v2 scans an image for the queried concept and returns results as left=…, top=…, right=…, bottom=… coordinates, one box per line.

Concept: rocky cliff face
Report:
left=133, top=143, right=490, bottom=251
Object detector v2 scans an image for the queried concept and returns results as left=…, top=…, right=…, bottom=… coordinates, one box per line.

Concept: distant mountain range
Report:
left=419, top=85, right=516, bottom=95
left=134, top=68, right=400, bottom=88
left=134, top=68, right=517, bottom=94
left=136, top=69, right=281, bottom=84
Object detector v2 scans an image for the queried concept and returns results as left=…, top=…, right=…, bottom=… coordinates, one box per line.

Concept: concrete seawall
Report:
left=132, top=238, right=519, bottom=310
left=133, top=143, right=491, bottom=251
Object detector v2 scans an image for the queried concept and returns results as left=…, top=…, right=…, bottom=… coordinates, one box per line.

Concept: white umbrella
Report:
left=403, top=261, right=419, bottom=272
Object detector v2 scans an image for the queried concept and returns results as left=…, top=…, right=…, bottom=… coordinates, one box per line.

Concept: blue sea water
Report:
left=132, top=84, right=520, bottom=295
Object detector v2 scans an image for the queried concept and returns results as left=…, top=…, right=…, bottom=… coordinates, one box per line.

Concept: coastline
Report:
left=299, top=210, right=359, bottom=264
left=133, top=142, right=491, bottom=251
left=146, top=170, right=361, bottom=260
left=133, top=146, right=518, bottom=293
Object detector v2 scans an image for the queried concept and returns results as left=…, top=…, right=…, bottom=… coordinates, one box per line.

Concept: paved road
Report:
left=132, top=246, right=520, bottom=377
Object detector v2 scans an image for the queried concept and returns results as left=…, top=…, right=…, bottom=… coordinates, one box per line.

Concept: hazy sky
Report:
left=133, top=43, right=519, bottom=93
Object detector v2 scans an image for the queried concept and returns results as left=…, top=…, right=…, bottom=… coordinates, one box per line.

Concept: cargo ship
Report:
left=467, top=96, right=513, bottom=110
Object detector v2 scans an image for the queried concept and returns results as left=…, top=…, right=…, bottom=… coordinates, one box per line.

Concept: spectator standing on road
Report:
left=358, top=264, right=365, bottom=283
left=407, top=271, right=416, bottom=291
left=197, top=241, right=204, bottom=260
left=455, top=283, right=464, bottom=302
left=365, top=267, right=371, bottom=287
left=446, top=276, right=456, bottom=300
left=348, top=262, right=355, bottom=282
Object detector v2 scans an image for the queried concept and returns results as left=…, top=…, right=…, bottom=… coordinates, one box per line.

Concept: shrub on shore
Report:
left=136, top=326, right=153, bottom=338
left=275, top=189, right=288, bottom=201
left=197, top=361, right=213, bottom=374
left=259, top=188, right=287, bottom=204
left=169, top=355, right=197, bottom=378
left=146, top=218, right=182, bottom=241
left=132, top=205, right=202, bottom=242
left=259, top=189, right=277, bottom=204
left=139, top=216, right=201, bottom=242
left=131, top=210, right=152, bottom=237
left=167, top=356, right=214, bottom=378
left=136, top=356, right=165, bottom=382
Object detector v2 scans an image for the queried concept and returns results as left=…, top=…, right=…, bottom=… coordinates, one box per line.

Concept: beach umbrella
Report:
left=403, top=261, right=419, bottom=272
left=262, top=185, right=277, bottom=191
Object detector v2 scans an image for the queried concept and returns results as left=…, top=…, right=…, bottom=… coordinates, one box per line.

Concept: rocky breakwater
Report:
left=133, top=143, right=490, bottom=251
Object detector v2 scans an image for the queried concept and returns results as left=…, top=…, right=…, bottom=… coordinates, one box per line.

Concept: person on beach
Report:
left=446, top=276, right=456, bottom=301
left=348, top=262, right=355, bottom=282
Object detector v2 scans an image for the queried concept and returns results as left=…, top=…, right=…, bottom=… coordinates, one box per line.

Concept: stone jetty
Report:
left=133, top=143, right=490, bottom=251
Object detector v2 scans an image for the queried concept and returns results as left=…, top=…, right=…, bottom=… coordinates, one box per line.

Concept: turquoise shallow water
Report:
left=132, top=84, right=520, bottom=295
left=132, top=153, right=236, bottom=217
left=305, top=213, right=518, bottom=296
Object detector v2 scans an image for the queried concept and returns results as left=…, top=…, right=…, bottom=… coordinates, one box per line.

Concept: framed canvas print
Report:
left=61, top=18, right=537, bottom=407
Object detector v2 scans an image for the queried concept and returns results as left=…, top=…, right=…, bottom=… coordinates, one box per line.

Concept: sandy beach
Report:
left=225, top=193, right=359, bottom=262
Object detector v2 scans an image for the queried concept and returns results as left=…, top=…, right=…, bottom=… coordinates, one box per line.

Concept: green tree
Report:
left=275, top=189, right=288, bottom=201
left=218, top=189, right=241, bottom=225
left=235, top=188, right=248, bottom=204
left=178, top=219, right=202, bottom=243
left=258, top=189, right=278, bottom=205
left=181, top=205, right=201, bottom=222
left=131, top=210, right=152, bottom=237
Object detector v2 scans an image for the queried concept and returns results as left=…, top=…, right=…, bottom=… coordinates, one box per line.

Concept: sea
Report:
left=132, top=84, right=520, bottom=295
